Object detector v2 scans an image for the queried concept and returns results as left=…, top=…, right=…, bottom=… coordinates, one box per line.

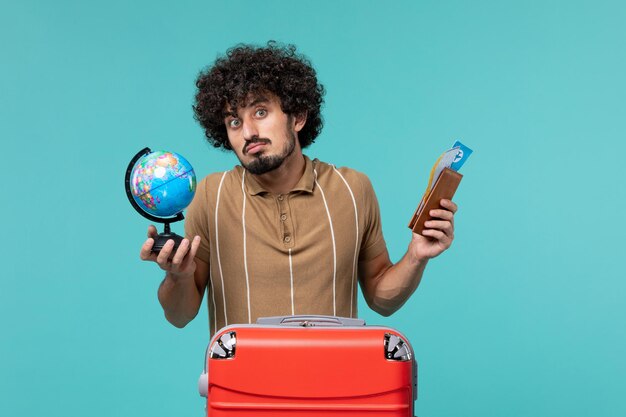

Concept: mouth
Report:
left=244, top=139, right=271, bottom=155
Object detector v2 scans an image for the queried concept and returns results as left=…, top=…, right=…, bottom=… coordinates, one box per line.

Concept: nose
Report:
left=242, top=118, right=259, bottom=141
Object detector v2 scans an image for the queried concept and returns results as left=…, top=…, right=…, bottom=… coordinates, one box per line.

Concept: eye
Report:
left=228, top=118, right=241, bottom=128
left=255, top=109, right=267, bottom=118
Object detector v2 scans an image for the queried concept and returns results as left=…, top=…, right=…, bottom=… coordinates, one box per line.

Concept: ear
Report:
left=293, top=112, right=307, bottom=133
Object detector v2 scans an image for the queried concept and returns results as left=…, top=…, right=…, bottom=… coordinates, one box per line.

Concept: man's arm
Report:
left=358, top=199, right=457, bottom=316
left=140, top=225, right=208, bottom=328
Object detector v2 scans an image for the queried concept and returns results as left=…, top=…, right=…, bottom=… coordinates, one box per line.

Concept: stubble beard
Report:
left=242, top=127, right=297, bottom=175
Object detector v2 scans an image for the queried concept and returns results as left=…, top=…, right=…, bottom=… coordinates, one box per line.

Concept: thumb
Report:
left=147, top=225, right=158, bottom=238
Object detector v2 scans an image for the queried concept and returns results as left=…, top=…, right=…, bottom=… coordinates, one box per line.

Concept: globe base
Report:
left=151, top=232, right=184, bottom=254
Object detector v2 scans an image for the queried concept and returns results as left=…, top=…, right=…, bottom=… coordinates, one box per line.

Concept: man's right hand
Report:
left=139, top=225, right=201, bottom=279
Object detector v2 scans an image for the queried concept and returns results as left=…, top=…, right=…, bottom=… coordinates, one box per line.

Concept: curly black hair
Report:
left=193, top=42, right=325, bottom=150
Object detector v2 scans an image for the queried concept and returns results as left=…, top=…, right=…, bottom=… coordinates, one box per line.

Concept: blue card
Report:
left=450, top=140, right=473, bottom=171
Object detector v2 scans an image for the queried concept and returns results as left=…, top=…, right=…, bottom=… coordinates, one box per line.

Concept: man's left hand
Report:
left=410, top=199, right=457, bottom=262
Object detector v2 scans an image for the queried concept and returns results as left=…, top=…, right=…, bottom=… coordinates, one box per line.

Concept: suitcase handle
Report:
left=256, top=315, right=366, bottom=327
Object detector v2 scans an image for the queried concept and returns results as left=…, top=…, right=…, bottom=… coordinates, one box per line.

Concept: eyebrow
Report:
left=224, top=95, right=270, bottom=119
left=247, top=96, right=269, bottom=107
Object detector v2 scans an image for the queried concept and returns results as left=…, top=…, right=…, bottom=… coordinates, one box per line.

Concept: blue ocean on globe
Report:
left=130, top=150, right=196, bottom=218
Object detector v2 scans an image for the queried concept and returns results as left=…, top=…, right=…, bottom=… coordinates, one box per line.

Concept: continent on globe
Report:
left=129, top=150, right=196, bottom=218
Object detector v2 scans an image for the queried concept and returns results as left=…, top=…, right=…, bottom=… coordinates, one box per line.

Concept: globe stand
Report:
left=125, top=147, right=187, bottom=254
left=151, top=222, right=184, bottom=253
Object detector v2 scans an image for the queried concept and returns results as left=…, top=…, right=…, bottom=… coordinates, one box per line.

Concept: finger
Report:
left=179, top=236, right=201, bottom=269
left=171, top=239, right=190, bottom=268
left=189, top=236, right=201, bottom=258
left=421, top=228, right=451, bottom=246
left=429, top=208, right=454, bottom=222
left=156, top=239, right=176, bottom=268
left=440, top=199, right=458, bottom=213
left=147, top=225, right=158, bottom=238
left=424, top=220, right=454, bottom=237
left=140, top=238, right=157, bottom=261
left=179, top=236, right=201, bottom=271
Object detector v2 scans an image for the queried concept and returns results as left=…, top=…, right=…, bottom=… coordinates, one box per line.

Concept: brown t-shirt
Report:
left=185, top=156, right=387, bottom=335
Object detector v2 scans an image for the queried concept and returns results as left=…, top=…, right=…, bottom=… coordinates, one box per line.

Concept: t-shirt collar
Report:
left=243, top=155, right=316, bottom=196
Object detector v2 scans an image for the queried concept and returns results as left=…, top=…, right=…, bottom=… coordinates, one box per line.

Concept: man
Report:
left=140, top=42, right=457, bottom=335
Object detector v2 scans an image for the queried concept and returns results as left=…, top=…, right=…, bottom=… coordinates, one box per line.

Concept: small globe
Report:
left=129, top=150, right=196, bottom=218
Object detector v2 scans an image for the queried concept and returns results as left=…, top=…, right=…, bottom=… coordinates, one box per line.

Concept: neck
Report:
left=250, top=148, right=306, bottom=195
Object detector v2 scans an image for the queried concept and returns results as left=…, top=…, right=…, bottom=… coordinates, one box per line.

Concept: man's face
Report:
left=224, top=93, right=305, bottom=175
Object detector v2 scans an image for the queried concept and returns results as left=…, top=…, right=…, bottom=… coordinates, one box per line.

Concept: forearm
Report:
left=366, top=252, right=428, bottom=316
left=157, top=272, right=203, bottom=328
left=360, top=199, right=457, bottom=316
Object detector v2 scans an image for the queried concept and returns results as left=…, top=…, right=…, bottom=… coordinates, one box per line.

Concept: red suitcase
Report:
left=198, top=315, right=417, bottom=416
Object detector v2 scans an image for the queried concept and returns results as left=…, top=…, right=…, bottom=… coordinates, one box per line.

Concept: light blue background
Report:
left=2, top=1, right=624, bottom=416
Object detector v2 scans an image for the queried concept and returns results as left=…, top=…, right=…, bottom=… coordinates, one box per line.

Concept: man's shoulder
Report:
left=311, top=158, right=371, bottom=190
left=198, top=167, right=242, bottom=191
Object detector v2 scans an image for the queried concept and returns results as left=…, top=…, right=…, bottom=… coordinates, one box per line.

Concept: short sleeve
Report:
left=357, top=173, right=387, bottom=262
left=184, top=177, right=211, bottom=264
